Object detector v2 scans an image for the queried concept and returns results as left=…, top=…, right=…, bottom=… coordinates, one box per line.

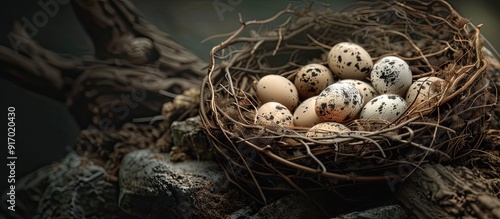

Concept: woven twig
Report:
left=200, top=0, right=495, bottom=204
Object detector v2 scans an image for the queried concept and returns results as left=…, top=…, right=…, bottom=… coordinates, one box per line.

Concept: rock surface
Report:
left=170, top=116, right=212, bottom=161
left=228, top=194, right=407, bottom=219
left=118, top=149, right=231, bottom=218
left=331, top=205, right=407, bottom=219
left=35, top=153, right=121, bottom=218
left=1, top=165, right=51, bottom=219
left=1, top=153, right=129, bottom=219
left=247, top=194, right=324, bottom=219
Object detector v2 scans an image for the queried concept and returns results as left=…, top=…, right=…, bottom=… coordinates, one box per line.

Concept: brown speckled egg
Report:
left=293, top=96, right=323, bottom=127
left=370, top=56, right=412, bottom=97
left=327, top=42, right=373, bottom=80
left=315, top=83, right=363, bottom=123
left=359, top=94, right=408, bottom=122
left=256, top=102, right=293, bottom=127
left=338, top=79, right=378, bottom=104
left=406, top=76, right=445, bottom=107
left=306, top=122, right=351, bottom=138
left=256, top=75, right=299, bottom=111
left=294, top=64, right=335, bottom=100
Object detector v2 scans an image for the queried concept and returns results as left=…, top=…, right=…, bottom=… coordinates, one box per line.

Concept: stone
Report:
left=0, top=165, right=51, bottom=219
left=228, top=194, right=324, bottom=219
left=254, top=194, right=325, bottom=219
left=331, top=205, right=407, bottom=219
left=35, top=153, right=121, bottom=218
left=170, top=116, right=212, bottom=161
left=118, top=149, right=229, bottom=218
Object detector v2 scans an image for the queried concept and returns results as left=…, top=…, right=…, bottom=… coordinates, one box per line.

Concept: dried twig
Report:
left=199, top=0, right=494, bottom=206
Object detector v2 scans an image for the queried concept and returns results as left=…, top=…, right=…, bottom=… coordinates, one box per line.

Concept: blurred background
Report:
left=2, top=1, right=499, bottom=60
left=1, top=0, right=499, bottom=190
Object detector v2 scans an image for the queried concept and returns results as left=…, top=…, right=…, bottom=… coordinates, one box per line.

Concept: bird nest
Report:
left=200, top=0, right=495, bottom=204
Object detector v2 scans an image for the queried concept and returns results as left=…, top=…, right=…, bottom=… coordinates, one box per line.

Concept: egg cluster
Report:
left=254, top=42, right=444, bottom=135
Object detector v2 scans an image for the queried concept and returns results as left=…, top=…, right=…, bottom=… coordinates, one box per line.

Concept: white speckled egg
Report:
left=306, top=122, right=351, bottom=138
left=294, top=64, right=335, bottom=100
left=359, top=94, right=408, bottom=122
left=256, top=102, right=294, bottom=127
left=406, top=76, right=445, bottom=107
left=256, top=75, right=299, bottom=111
left=315, top=83, right=363, bottom=123
left=293, top=96, right=323, bottom=127
left=338, top=79, right=378, bottom=104
left=327, top=42, right=373, bottom=80
left=370, top=56, right=412, bottom=96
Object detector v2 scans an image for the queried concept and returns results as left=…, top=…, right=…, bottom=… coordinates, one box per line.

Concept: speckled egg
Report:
left=256, top=102, right=294, bottom=127
left=370, top=56, right=412, bottom=96
left=315, top=83, right=363, bottom=123
left=406, top=76, right=445, bottom=107
left=256, top=75, right=299, bottom=111
left=338, top=79, right=378, bottom=104
left=327, top=42, right=373, bottom=80
left=294, top=64, right=335, bottom=100
left=306, top=122, right=351, bottom=138
left=359, top=94, right=408, bottom=122
left=293, top=96, right=323, bottom=127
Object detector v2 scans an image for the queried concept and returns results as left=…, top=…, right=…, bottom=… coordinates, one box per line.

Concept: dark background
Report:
left=1, top=0, right=499, bottom=191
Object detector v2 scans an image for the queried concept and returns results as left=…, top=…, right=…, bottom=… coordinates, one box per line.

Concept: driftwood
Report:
left=1, top=0, right=206, bottom=128
left=70, top=0, right=207, bottom=73
left=396, top=162, right=500, bottom=218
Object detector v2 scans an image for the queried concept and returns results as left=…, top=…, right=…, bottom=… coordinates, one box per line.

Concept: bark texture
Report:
left=397, top=163, right=500, bottom=218
left=1, top=0, right=206, bottom=128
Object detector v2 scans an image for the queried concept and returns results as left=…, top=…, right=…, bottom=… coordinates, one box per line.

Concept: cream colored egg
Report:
left=327, top=42, right=373, bottom=80
left=315, top=83, right=363, bottom=123
left=370, top=56, right=412, bottom=97
left=338, top=79, right=378, bottom=104
left=256, top=75, right=299, bottom=111
left=306, top=122, right=351, bottom=138
left=256, top=102, right=294, bottom=127
left=293, top=96, right=323, bottom=127
left=406, top=76, right=445, bottom=107
left=359, top=94, right=408, bottom=122
left=294, top=64, right=335, bottom=100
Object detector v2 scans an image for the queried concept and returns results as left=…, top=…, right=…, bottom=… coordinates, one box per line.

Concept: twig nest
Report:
left=200, top=0, right=494, bottom=206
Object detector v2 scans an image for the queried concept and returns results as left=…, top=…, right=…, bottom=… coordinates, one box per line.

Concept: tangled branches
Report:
left=200, top=0, right=495, bottom=204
